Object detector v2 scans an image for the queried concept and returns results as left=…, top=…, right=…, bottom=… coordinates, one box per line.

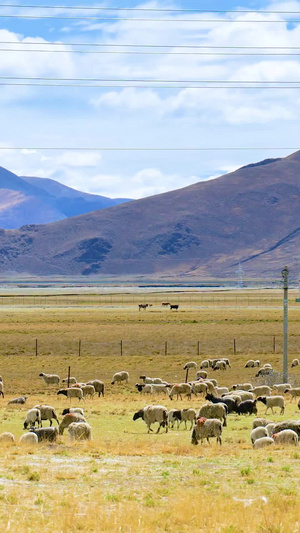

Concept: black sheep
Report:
left=236, top=400, right=257, bottom=416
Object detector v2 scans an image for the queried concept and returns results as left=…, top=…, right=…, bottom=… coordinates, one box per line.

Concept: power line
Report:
left=0, top=147, right=297, bottom=151
left=1, top=82, right=300, bottom=88
left=1, top=48, right=300, bottom=56
left=2, top=42, right=300, bottom=50
left=1, top=14, right=300, bottom=22
left=1, top=77, right=300, bottom=84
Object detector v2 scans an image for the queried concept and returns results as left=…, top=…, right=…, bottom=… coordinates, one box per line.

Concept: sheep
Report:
left=191, top=382, right=207, bottom=396
left=251, top=426, right=268, bottom=444
left=183, top=361, right=197, bottom=370
left=133, top=405, right=168, bottom=433
left=19, top=432, right=38, bottom=445
left=222, top=393, right=242, bottom=405
left=252, top=418, right=274, bottom=429
left=272, top=420, right=300, bottom=437
left=263, top=364, right=272, bottom=370
left=30, top=427, right=59, bottom=442
left=81, top=384, right=95, bottom=399
left=200, top=360, right=210, bottom=369
left=236, top=400, right=257, bottom=416
left=191, top=417, right=222, bottom=445
left=87, top=380, right=105, bottom=397
left=23, top=408, right=41, bottom=429
left=222, top=358, right=231, bottom=368
left=0, top=382, right=5, bottom=398
left=169, top=383, right=192, bottom=401
left=39, top=373, right=60, bottom=385
left=168, top=409, right=181, bottom=429
left=205, top=393, right=237, bottom=414
left=273, top=383, right=291, bottom=394
left=203, top=381, right=215, bottom=393
left=135, top=383, right=154, bottom=394
left=214, top=387, right=229, bottom=397
left=68, top=422, right=92, bottom=442
left=253, top=437, right=274, bottom=449
left=178, top=408, right=197, bottom=430
left=62, top=407, right=84, bottom=417
left=257, top=396, right=285, bottom=415
left=232, top=383, right=253, bottom=392
left=33, top=405, right=59, bottom=427
left=254, top=360, right=261, bottom=367
left=255, top=368, right=272, bottom=377
left=0, top=432, right=15, bottom=444
left=284, top=388, right=300, bottom=401
left=266, top=423, right=276, bottom=437
left=206, top=378, right=218, bottom=387
left=291, top=358, right=299, bottom=368
left=226, top=390, right=254, bottom=402
left=273, top=429, right=298, bottom=446
left=151, top=384, right=170, bottom=395
left=198, top=403, right=227, bottom=427
left=249, top=386, right=271, bottom=398
left=213, top=361, right=226, bottom=371
left=196, top=370, right=208, bottom=380
left=139, top=376, right=163, bottom=384
left=7, top=396, right=26, bottom=405
left=59, top=413, right=86, bottom=435
left=62, top=377, right=77, bottom=385
left=111, top=371, right=129, bottom=385
left=245, top=360, right=255, bottom=368
left=57, top=388, right=84, bottom=401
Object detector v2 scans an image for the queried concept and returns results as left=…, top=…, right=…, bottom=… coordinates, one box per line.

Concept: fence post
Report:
left=197, top=341, right=200, bottom=357
left=120, top=340, right=123, bottom=356
left=185, top=368, right=189, bottom=383
left=67, top=366, right=71, bottom=388
left=165, top=341, right=168, bottom=356
left=273, top=336, right=276, bottom=354
left=35, top=339, right=38, bottom=357
left=79, top=340, right=81, bottom=357
left=233, top=338, right=236, bottom=355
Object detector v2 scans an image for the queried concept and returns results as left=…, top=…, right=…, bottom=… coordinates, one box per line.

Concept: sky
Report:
left=0, top=0, right=300, bottom=198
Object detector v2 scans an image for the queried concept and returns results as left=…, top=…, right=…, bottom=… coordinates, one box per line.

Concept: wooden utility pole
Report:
left=282, top=266, right=289, bottom=382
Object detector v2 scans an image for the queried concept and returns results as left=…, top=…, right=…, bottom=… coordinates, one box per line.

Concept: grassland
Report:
left=0, top=290, right=299, bottom=532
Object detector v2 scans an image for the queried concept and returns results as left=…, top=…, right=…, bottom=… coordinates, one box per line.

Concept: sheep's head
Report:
left=196, top=417, right=207, bottom=426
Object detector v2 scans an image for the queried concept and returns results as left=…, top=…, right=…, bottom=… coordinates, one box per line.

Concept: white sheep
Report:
left=250, top=426, right=268, bottom=444
left=291, top=358, right=300, bottom=368
left=265, top=423, right=276, bottom=437
left=254, top=360, right=261, bottom=367
left=191, top=418, right=222, bottom=445
left=33, top=405, right=59, bottom=426
left=57, top=388, right=84, bottom=401
left=252, top=418, right=274, bottom=429
left=168, top=409, right=181, bottom=429
left=250, top=386, right=271, bottom=398
left=245, top=360, right=255, bottom=368
left=197, top=403, right=227, bottom=427
left=196, top=370, right=208, bottom=380
left=87, top=380, right=105, bottom=397
left=183, top=361, right=197, bottom=370
left=23, top=408, right=41, bottom=429
left=135, top=383, right=154, bottom=394
left=169, top=383, right=192, bottom=401
left=213, top=361, right=226, bottom=371
left=200, top=360, right=210, bottom=369
left=206, top=378, right=218, bottom=387
left=133, top=405, right=168, bottom=433
left=226, top=390, right=254, bottom=402
left=59, top=413, right=86, bottom=435
left=139, top=376, right=163, bottom=384
left=273, top=383, right=291, bottom=394
left=273, top=429, right=298, bottom=446
left=232, top=383, right=253, bottom=392
left=214, top=387, right=229, bottom=397
left=178, top=408, right=197, bottom=430
left=30, top=427, right=59, bottom=442
left=68, top=422, right=92, bottom=442
left=19, top=432, right=38, bottom=446
left=0, top=432, right=15, bottom=444
left=62, top=407, right=84, bottom=417
left=7, top=396, right=26, bottom=405
left=151, top=384, right=170, bottom=395
left=81, top=384, right=95, bottom=399
left=39, top=373, right=60, bottom=385
left=191, top=382, right=207, bottom=396
left=62, top=377, right=77, bottom=385
left=285, top=388, right=300, bottom=401
left=257, top=396, right=285, bottom=415
left=111, top=371, right=129, bottom=385
left=253, top=437, right=274, bottom=449
left=0, top=382, right=4, bottom=398
left=203, top=381, right=215, bottom=393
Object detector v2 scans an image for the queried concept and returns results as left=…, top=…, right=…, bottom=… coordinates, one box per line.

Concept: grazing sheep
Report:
left=252, top=418, right=274, bottom=429
left=87, top=380, right=105, bottom=397
left=0, top=432, right=15, bottom=444
left=62, top=407, right=84, bottom=417
left=213, top=361, right=226, bottom=371
left=57, top=388, right=84, bottom=401
left=135, top=383, right=154, bottom=394
left=203, top=381, right=215, bottom=393
left=34, top=405, right=59, bottom=427
left=198, top=403, right=227, bottom=427
left=169, top=383, right=192, bottom=401
left=19, top=433, right=38, bottom=446
left=254, top=360, right=261, bottom=367
left=251, top=426, right=268, bottom=443
left=263, top=364, right=272, bottom=369
left=59, top=413, right=86, bottom=435
left=245, top=360, right=255, bottom=368
left=30, top=427, right=59, bottom=442
left=23, top=408, right=41, bottom=429
left=253, top=437, right=274, bottom=449
left=7, top=396, right=26, bottom=405
left=222, top=393, right=242, bottom=405
left=273, top=383, right=291, bottom=394
left=206, top=378, right=218, bottom=387
left=191, top=382, right=207, bottom=396
left=62, top=377, right=77, bottom=385
left=0, top=382, right=4, bottom=398
left=226, top=390, right=254, bottom=402
left=256, top=368, right=272, bottom=377
left=191, top=417, right=222, bottom=445
left=291, top=358, right=300, bottom=368
left=168, top=409, right=181, bottom=429
left=200, top=360, right=210, bottom=369
left=232, top=383, right=253, bottom=392
left=236, top=400, right=257, bottom=416
left=249, top=386, right=271, bottom=398
left=39, top=373, right=60, bottom=385
left=81, top=384, right=95, bottom=399
left=284, top=388, right=300, bottom=401
left=133, top=405, right=168, bottom=433
left=68, top=422, right=92, bottom=442
left=140, top=376, right=163, bottom=384
left=273, top=429, right=298, bottom=446
left=196, top=370, right=208, bottom=380
left=183, top=361, right=197, bottom=370
left=272, top=420, right=300, bottom=437
left=266, top=423, right=276, bottom=437
left=222, top=358, right=231, bottom=368
left=214, top=387, right=229, bottom=397
left=151, top=384, right=170, bottom=395
left=178, top=408, right=197, bottom=430
left=257, top=396, right=285, bottom=415
left=111, top=371, right=129, bottom=385
left=205, top=393, right=238, bottom=414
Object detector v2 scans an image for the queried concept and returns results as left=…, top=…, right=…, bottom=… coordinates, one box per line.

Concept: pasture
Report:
left=0, top=290, right=300, bottom=531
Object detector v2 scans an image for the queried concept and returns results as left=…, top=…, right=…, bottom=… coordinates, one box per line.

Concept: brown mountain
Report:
left=0, top=151, right=299, bottom=278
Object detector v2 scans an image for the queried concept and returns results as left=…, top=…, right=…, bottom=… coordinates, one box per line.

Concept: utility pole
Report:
left=236, top=263, right=245, bottom=288
left=282, top=266, right=289, bottom=382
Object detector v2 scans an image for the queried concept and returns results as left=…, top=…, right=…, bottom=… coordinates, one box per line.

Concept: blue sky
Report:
left=0, top=1, right=300, bottom=198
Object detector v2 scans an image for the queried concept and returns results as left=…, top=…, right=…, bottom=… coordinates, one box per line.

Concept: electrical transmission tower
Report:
left=236, top=263, right=245, bottom=288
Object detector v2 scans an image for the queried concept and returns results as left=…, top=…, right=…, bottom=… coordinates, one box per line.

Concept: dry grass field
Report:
left=0, top=290, right=299, bottom=532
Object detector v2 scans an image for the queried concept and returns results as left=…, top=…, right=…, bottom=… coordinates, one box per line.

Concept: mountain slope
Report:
left=0, top=167, right=131, bottom=229
left=0, top=151, right=300, bottom=278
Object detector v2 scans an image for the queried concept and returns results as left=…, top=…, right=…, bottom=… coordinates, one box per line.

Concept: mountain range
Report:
left=0, top=166, right=131, bottom=229
left=0, top=151, right=299, bottom=278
